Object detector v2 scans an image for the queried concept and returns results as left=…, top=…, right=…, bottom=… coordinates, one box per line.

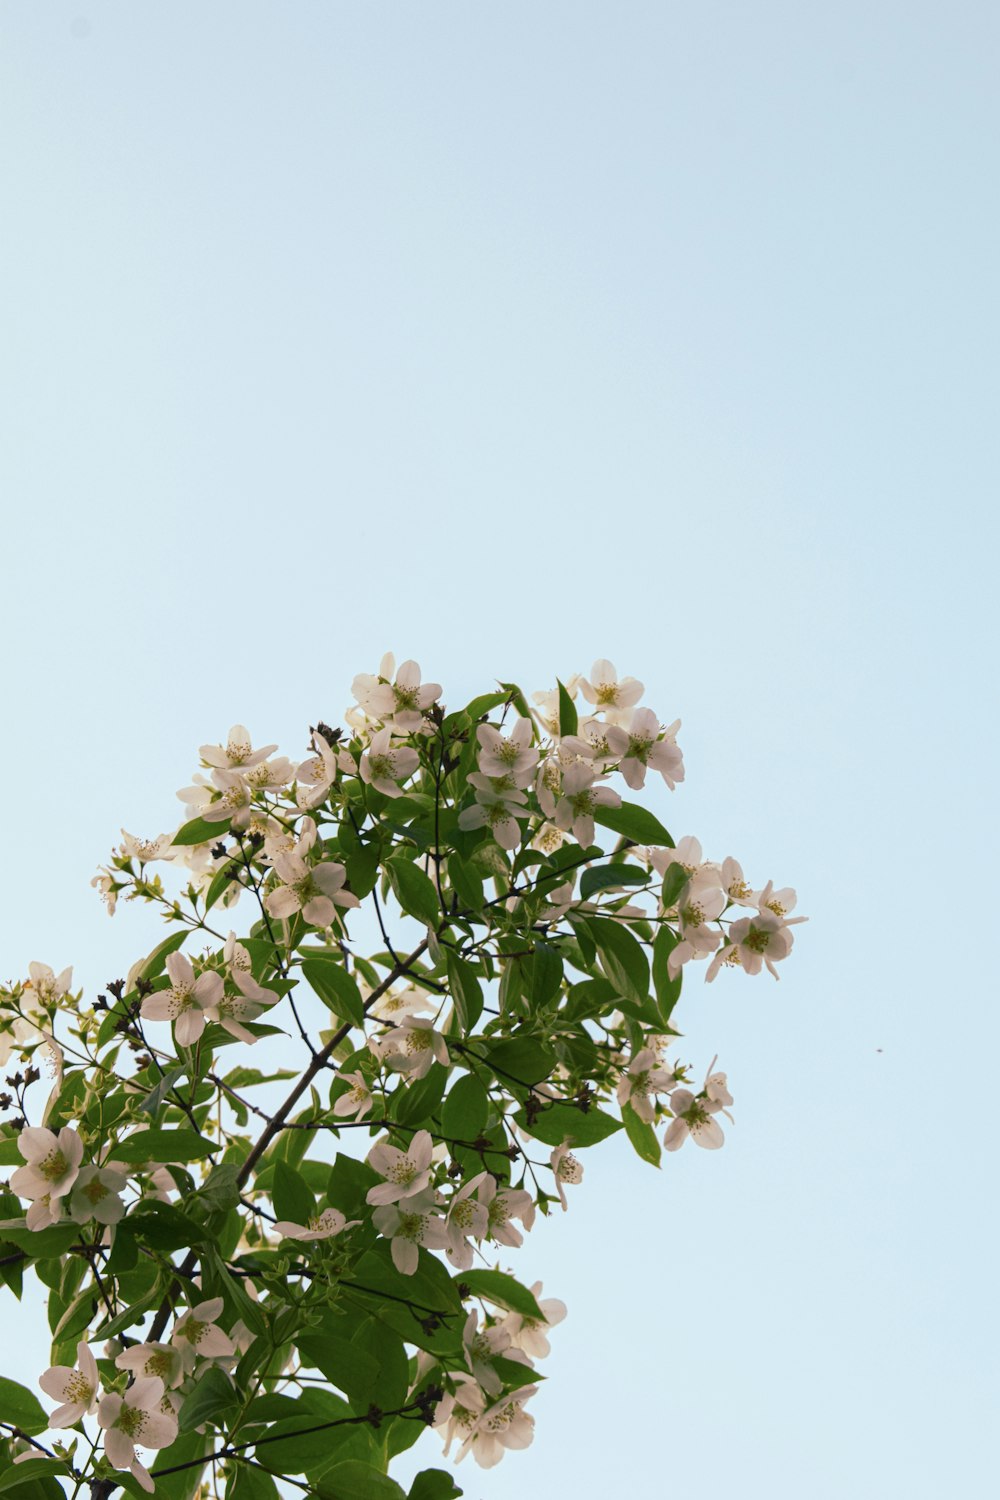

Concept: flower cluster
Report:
left=0, top=657, right=804, bottom=1495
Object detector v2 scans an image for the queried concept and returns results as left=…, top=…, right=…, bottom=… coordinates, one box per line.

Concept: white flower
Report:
left=0, top=1013, right=41, bottom=1070
left=500, top=1279, right=567, bottom=1359
left=295, top=732, right=342, bottom=809
left=720, top=856, right=758, bottom=906
left=11, top=1125, right=83, bottom=1203
left=434, top=1373, right=488, bottom=1457
left=366, top=982, right=433, bottom=1022
left=98, top=1375, right=177, bottom=1491
left=171, top=1298, right=235, bottom=1362
left=666, top=881, right=727, bottom=979
left=333, top=1071, right=374, bottom=1121
left=25, top=1193, right=62, bottom=1232
left=265, top=852, right=360, bottom=928
left=377, top=1016, right=450, bottom=1079
left=443, top=1172, right=490, bottom=1269
left=68, top=1164, right=129, bottom=1226
left=360, top=727, right=420, bottom=798
left=91, top=868, right=118, bottom=915
left=371, top=1190, right=448, bottom=1274
left=140, top=952, right=224, bottom=1046
left=531, top=821, right=565, bottom=854
left=366, top=1130, right=435, bottom=1205
left=756, top=880, right=804, bottom=922
left=705, top=1058, right=734, bottom=1107
left=39, top=1342, right=100, bottom=1426
left=352, top=655, right=442, bottom=732
left=479, top=1175, right=536, bottom=1248
left=273, top=1207, right=359, bottom=1240
left=476, top=720, right=538, bottom=788
left=243, top=756, right=295, bottom=792
left=24, top=963, right=73, bottom=1005
left=199, top=725, right=277, bottom=771
left=202, top=769, right=256, bottom=830
left=619, top=709, right=684, bottom=792
left=561, top=717, right=629, bottom=771
left=663, top=1065, right=733, bottom=1152
left=458, top=783, right=531, bottom=851
left=718, top=906, right=801, bottom=979
left=650, top=836, right=710, bottom=886
left=616, top=1048, right=677, bottom=1123
left=115, top=1342, right=186, bottom=1389
left=223, top=932, right=253, bottom=975
left=118, top=831, right=176, bottom=864
left=204, top=969, right=280, bottom=1045
left=553, top=762, right=621, bottom=847
left=456, top=1385, right=537, bottom=1468
left=462, top=1308, right=514, bottom=1395
left=579, top=659, right=644, bottom=714
left=534, top=753, right=564, bottom=819
left=549, top=1142, right=584, bottom=1211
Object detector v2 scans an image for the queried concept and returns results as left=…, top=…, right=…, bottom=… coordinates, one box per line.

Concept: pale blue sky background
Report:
left=1, top=3, right=996, bottom=1495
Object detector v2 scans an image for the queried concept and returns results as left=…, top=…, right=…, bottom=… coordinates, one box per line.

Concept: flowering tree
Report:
left=0, top=658, right=805, bottom=1500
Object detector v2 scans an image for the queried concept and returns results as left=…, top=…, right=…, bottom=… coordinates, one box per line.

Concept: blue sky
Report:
left=0, top=3, right=996, bottom=1495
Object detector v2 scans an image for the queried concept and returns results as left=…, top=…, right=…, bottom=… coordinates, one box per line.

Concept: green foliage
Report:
left=302, top=958, right=366, bottom=1028
left=0, top=1376, right=47, bottom=1433
left=458, top=1269, right=544, bottom=1320
left=0, top=661, right=787, bottom=1498
left=386, top=857, right=441, bottom=927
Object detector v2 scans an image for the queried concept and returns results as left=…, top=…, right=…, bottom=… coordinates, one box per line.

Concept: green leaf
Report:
left=52, top=1286, right=97, bottom=1342
left=113, top=1127, right=216, bottom=1163
left=594, top=802, right=674, bottom=848
left=138, top=1065, right=187, bottom=1116
left=579, top=863, right=650, bottom=900
left=351, top=1314, right=410, bottom=1411
left=585, top=916, right=650, bottom=1007
left=0, top=1462, right=69, bottom=1497
left=0, top=1137, right=22, bottom=1166
left=557, top=679, right=578, bottom=737
left=272, top=1160, right=315, bottom=1224
left=652, top=927, right=683, bottom=1022
left=483, top=1037, right=555, bottom=1088
left=196, top=1162, right=242, bottom=1212
left=255, top=1397, right=356, bottom=1475
left=513, top=1101, right=623, bottom=1148
left=386, top=858, right=441, bottom=927
left=408, top=1471, right=464, bottom=1500
left=179, top=1366, right=239, bottom=1432
left=441, top=1073, right=489, bottom=1141
left=133, top=929, right=190, bottom=981
left=0, top=1223, right=79, bottom=1257
left=392, top=1062, right=448, bottom=1128
left=172, top=816, right=226, bottom=846
left=227, top=1466, right=281, bottom=1500
left=301, top=959, right=365, bottom=1029
left=0, top=1377, right=47, bottom=1434
left=447, top=854, right=484, bottom=913
left=660, top=861, right=689, bottom=910
left=527, top=941, right=563, bottom=1008
left=459, top=1269, right=544, bottom=1320
left=463, top=690, right=509, bottom=720
left=445, top=951, right=483, bottom=1033
left=150, top=1430, right=211, bottom=1500
left=346, top=846, right=380, bottom=900
left=297, top=1325, right=380, bottom=1409
left=316, top=1464, right=406, bottom=1500
left=497, top=681, right=532, bottom=720
left=327, top=1152, right=382, bottom=1218
left=622, top=1101, right=662, bottom=1166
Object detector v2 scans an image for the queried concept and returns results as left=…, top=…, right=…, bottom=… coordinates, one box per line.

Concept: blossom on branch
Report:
left=39, top=1342, right=100, bottom=1426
